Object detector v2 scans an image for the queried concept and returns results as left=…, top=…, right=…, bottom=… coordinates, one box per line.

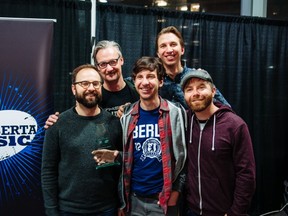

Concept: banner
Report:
left=0, top=17, right=55, bottom=215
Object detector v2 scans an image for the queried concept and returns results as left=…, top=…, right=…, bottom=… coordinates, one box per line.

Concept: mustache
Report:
left=191, top=96, right=203, bottom=102
left=105, top=70, right=116, bottom=75
left=84, top=92, right=97, bottom=96
left=84, top=91, right=99, bottom=96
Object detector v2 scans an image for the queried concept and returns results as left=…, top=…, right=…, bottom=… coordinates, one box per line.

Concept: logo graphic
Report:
left=0, top=110, right=37, bottom=161
left=0, top=71, right=52, bottom=210
left=140, top=138, right=162, bottom=161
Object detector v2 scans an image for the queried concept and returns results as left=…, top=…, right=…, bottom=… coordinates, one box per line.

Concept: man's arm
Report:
left=44, top=112, right=60, bottom=129
left=41, top=125, right=61, bottom=215
left=228, top=122, right=256, bottom=215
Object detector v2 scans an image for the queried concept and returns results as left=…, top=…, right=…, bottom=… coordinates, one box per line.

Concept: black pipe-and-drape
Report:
left=0, top=0, right=91, bottom=214
left=0, top=0, right=92, bottom=112
left=96, top=3, right=288, bottom=215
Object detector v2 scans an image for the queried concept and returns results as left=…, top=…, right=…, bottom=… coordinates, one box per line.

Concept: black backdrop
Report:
left=0, top=0, right=92, bottom=112
left=1, top=0, right=288, bottom=215
left=96, top=3, right=288, bottom=215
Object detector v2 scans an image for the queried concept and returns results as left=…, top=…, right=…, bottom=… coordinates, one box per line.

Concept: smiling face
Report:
left=95, top=47, right=124, bottom=84
left=156, top=32, right=184, bottom=67
left=72, top=68, right=102, bottom=108
left=183, top=78, right=216, bottom=112
left=134, top=69, right=163, bottom=102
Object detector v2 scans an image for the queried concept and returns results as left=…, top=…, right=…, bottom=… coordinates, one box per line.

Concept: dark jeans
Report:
left=59, top=208, right=117, bottom=216
left=185, top=208, right=200, bottom=216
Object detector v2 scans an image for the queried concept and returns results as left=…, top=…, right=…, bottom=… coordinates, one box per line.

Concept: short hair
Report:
left=155, top=26, right=184, bottom=51
left=131, top=57, right=165, bottom=81
left=92, top=40, right=123, bottom=63
left=71, top=64, right=102, bottom=84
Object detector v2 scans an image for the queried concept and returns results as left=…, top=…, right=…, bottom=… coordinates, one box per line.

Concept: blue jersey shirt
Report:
left=131, top=106, right=163, bottom=195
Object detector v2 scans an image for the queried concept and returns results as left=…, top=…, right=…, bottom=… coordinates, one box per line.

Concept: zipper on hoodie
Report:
left=190, top=114, right=217, bottom=215
left=191, top=116, right=208, bottom=215
left=191, top=115, right=216, bottom=215
left=198, top=127, right=204, bottom=215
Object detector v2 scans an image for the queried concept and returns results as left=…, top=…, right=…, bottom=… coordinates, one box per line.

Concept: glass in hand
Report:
left=92, top=149, right=120, bottom=170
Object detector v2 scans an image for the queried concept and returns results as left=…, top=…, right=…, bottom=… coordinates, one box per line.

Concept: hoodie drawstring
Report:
left=189, top=114, right=216, bottom=151
left=189, top=114, right=194, bottom=144
left=211, top=115, right=216, bottom=151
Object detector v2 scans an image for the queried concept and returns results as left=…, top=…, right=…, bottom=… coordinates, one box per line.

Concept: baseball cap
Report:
left=180, top=68, right=213, bottom=89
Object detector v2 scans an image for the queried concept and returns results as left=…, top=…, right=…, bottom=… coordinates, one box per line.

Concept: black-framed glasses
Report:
left=97, top=56, right=120, bottom=69
left=73, top=81, right=102, bottom=89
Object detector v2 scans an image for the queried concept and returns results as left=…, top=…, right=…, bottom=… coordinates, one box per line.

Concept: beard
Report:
left=75, top=91, right=102, bottom=108
left=189, top=94, right=213, bottom=112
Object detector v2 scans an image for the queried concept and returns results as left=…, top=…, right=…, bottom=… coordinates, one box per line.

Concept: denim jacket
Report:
left=159, top=67, right=230, bottom=109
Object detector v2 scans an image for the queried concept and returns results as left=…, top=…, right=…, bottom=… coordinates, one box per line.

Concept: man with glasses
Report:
left=93, top=40, right=139, bottom=116
left=92, top=57, right=186, bottom=216
left=116, top=26, right=230, bottom=118
left=44, top=40, right=138, bottom=128
left=41, top=64, right=122, bottom=216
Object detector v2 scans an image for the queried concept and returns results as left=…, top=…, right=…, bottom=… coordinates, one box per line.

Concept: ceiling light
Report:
left=180, top=6, right=188, bottom=11
left=190, top=3, right=200, bottom=12
left=156, top=0, right=168, bottom=7
left=99, top=0, right=108, bottom=3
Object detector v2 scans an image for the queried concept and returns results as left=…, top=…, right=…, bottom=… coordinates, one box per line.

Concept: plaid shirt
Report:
left=119, top=97, right=187, bottom=214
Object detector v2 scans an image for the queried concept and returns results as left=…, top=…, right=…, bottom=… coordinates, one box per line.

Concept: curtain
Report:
left=0, top=0, right=91, bottom=214
left=0, top=0, right=92, bottom=112
left=96, top=3, right=288, bottom=215
left=96, top=5, right=160, bottom=76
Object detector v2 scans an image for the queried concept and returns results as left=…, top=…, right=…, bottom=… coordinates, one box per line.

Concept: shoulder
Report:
left=124, top=77, right=134, bottom=88
left=121, top=101, right=139, bottom=119
left=162, top=99, right=187, bottom=129
left=162, top=99, right=186, bottom=117
left=59, top=107, right=74, bottom=116
left=165, top=99, right=185, bottom=111
left=99, top=110, right=122, bottom=132
left=124, top=103, right=137, bottom=120
left=181, top=67, right=194, bottom=76
left=217, top=107, right=247, bottom=128
left=45, top=108, right=73, bottom=134
left=55, top=108, right=75, bottom=124
left=178, top=67, right=194, bottom=82
left=124, top=77, right=139, bottom=99
left=101, top=109, right=119, bottom=120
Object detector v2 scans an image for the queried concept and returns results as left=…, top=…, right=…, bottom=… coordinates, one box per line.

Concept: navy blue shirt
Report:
left=131, top=106, right=163, bottom=195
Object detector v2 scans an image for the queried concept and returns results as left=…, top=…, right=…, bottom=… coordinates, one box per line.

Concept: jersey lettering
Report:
left=133, top=124, right=160, bottom=138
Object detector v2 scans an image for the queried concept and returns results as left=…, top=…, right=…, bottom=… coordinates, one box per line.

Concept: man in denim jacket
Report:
left=156, top=26, right=230, bottom=109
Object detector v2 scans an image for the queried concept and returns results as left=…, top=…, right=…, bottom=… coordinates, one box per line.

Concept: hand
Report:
left=91, top=149, right=119, bottom=165
left=118, top=209, right=125, bottom=216
left=167, top=191, right=179, bottom=206
left=157, top=190, right=179, bottom=206
left=44, top=112, right=60, bottom=129
left=117, top=102, right=131, bottom=118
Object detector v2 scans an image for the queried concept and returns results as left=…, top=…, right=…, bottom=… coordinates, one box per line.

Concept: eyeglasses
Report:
left=73, top=81, right=102, bottom=89
left=97, top=56, right=120, bottom=69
